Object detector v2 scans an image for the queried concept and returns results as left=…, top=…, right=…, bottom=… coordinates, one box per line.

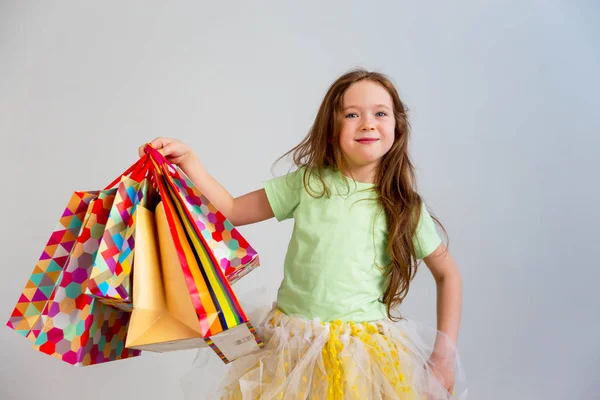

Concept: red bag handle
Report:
left=143, top=144, right=169, bottom=166
left=103, top=149, right=154, bottom=190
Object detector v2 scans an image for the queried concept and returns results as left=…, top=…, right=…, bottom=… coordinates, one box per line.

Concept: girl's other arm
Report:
left=423, top=244, right=463, bottom=348
left=423, top=244, right=462, bottom=393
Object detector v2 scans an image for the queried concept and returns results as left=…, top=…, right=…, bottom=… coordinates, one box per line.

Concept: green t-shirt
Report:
left=263, top=166, right=441, bottom=322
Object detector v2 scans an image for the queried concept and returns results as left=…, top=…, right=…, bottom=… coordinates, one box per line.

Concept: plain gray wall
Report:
left=1, top=1, right=598, bottom=399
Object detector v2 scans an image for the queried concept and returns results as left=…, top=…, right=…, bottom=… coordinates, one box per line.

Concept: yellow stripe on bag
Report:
left=165, top=183, right=238, bottom=329
left=183, top=219, right=237, bottom=328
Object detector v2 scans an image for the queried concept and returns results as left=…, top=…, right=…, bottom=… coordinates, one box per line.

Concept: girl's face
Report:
left=339, top=80, right=396, bottom=171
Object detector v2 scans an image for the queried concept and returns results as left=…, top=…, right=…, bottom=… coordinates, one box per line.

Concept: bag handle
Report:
left=104, top=154, right=150, bottom=190
left=103, top=142, right=168, bottom=190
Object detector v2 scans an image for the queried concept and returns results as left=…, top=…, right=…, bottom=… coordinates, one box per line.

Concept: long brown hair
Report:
left=274, top=69, right=447, bottom=321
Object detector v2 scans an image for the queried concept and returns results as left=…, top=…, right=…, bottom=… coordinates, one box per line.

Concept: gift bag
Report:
left=126, top=147, right=263, bottom=363
left=32, top=189, right=140, bottom=365
left=6, top=191, right=98, bottom=340
left=85, top=176, right=150, bottom=311
left=126, top=202, right=209, bottom=351
left=166, top=167, right=260, bottom=284
left=7, top=157, right=149, bottom=365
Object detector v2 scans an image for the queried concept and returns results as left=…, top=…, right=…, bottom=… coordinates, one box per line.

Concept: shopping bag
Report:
left=7, top=156, right=149, bottom=365
left=32, top=189, right=140, bottom=365
left=126, top=202, right=210, bottom=351
left=165, top=168, right=260, bottom=284
left=85, top=176, right=151, bottom=311
left=126, top=147, right=263, bottom=363
left=6, top=191, right=98, bottom=340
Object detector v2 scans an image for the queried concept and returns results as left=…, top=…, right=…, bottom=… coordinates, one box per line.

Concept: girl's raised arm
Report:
left=140, top=137, right=275, bottom=226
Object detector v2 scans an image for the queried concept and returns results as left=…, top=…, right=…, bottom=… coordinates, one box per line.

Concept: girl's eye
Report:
left=375, top=111, right=387, bottom=117
left=345, top=113, right=358, bottom=118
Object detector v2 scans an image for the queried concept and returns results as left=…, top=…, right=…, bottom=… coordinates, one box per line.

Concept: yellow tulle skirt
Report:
left=182, top=306, right=467, bottom=400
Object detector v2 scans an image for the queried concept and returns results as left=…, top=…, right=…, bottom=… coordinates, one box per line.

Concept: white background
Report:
left=1, top=1, right=598, bottom=399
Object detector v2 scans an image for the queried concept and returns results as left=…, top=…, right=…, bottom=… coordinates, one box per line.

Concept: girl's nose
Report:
left=360, top=121, right=375, bottom=131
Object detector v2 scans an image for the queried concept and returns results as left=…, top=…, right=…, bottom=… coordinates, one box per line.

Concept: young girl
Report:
left=139, top=69, right=466, bottom=399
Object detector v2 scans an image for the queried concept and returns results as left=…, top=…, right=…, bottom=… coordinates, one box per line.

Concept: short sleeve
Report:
left=263, top=167, right=305, bottom=222
left=413, top=202, right=442, bottom=259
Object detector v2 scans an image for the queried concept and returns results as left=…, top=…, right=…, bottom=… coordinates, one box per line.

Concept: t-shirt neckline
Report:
left=333, top=168, right=376, bottom=189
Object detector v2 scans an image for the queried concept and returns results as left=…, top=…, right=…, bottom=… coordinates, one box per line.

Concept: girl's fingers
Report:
left=161, top=142, right=175, bottom=157
left=139, top=137, right=181, bottom=159
left=150, top=137, right=170, bottom=150
left=139, top=140, right=163, bottom=157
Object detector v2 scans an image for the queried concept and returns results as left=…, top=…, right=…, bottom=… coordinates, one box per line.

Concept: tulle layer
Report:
left=182, top=304, right=467, bottom=400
